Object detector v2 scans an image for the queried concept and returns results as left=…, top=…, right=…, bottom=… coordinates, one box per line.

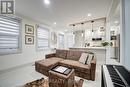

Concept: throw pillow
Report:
left=85, top=54, right=94, bottom=64
left=79, top=53, right=88, bottom=64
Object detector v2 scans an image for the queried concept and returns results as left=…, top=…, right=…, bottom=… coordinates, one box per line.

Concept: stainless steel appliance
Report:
left=115, top=34, right=120, bottom=62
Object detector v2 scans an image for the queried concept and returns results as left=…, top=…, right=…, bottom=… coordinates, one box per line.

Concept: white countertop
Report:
left=70, top=47, right=106, bottom=50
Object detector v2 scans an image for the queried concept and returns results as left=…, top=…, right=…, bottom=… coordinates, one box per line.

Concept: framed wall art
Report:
left=25, top=35, right=34, bottom=44
left=25, top=24, right=34, bottom=35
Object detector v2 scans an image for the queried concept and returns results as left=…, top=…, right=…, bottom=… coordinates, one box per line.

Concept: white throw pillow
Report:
left=79, top=53, right=88, bottom=64
left=86, top=54, right=94, bottom=64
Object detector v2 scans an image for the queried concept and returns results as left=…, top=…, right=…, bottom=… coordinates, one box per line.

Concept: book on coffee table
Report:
left=52, top=66, right=72, bottom=75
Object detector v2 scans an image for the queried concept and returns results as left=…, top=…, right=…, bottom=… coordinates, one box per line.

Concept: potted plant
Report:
left=101, top=41, right=109, bottom=47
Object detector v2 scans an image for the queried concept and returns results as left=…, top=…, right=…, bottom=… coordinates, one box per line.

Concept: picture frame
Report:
left=25, top=24, right=34, bottom=35
left=25, top=35, right=34, bottom=44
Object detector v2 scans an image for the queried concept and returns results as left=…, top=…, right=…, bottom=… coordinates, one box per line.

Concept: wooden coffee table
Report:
left=49, top=65, right=75, bottom=87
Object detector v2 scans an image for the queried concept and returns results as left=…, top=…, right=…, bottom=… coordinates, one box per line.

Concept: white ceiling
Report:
left=15, top=0, right=112, bottom=29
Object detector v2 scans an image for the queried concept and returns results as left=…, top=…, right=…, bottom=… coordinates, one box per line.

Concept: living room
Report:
left=0, top=0, right=130, bottom=87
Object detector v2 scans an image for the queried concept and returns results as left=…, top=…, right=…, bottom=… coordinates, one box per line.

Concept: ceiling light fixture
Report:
left=64, top=29, right=68, bottom=32
left=81, top=23, right=84, bottom=25
left=114, top=21, right=119, bottom=24
left=91, top=20, right=94, bottom=32
left=87, top=13, right=92, bottom=17
left=82, top=31, right=84, bottom=37
left=73, top=24, right=75, bottom=26
left=54, top=22, right=56, bottom=25
left=44, top=0, right=50, bottom=5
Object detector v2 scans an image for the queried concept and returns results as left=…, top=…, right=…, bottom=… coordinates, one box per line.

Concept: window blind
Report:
left=37, top=26, right=49, bottom=49
left=0, top=16, right=21, bottom=54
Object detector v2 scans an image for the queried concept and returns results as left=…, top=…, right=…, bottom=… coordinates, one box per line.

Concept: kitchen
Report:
left=65, top=14, right=120, bottom=65
left=65, top=18, right=106, bottom=65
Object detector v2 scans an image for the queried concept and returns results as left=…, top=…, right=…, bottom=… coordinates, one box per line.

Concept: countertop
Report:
left=69, top=47, right=106, bottom=50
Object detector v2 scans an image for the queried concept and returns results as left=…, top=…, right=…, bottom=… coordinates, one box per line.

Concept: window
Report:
left=58, top=34, right=64, bottom=48
left=67, top=33, right=75, bottom=48
left=37, top=26, right=49, bottom=50
left=0, top=15, right=21, bottom=55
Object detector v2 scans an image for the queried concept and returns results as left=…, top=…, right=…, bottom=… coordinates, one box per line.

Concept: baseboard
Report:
left=0, top=62, right=34, bottom=75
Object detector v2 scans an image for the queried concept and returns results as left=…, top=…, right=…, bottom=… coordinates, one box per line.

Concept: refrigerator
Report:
left=115, top=34, right=120, bottom=62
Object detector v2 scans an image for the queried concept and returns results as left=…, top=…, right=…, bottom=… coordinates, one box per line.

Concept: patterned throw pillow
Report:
left=79, top=53, right=88, bottom=64
left=85, top=54, right=94, bottom=64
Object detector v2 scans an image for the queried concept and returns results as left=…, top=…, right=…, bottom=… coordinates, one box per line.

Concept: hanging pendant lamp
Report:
left=91, top=20, right=94, bottom=32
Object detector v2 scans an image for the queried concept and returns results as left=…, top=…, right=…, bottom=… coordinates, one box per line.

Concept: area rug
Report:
left=23, top=78, right=77, bottom=87
left=23, top=78, right=49, bottom=87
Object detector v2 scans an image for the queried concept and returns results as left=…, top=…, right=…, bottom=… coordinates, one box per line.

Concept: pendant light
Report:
left=81, top=23, right=84, bottom=37
left=91, top=20, right=94, bottom=32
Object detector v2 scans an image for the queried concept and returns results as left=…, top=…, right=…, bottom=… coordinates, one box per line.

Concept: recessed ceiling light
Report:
left=54, top=22, right=56, bottom=25
left=114, top=21, right=119, bottom=24
left=64, top=29, right=68, bottom=32
left=44, top=0, right=50, bottom=5
left=87, top=13, right=92, bottom=17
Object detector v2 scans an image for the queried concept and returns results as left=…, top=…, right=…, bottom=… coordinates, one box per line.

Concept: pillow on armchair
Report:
left=79, top=53, right=88, bottom=64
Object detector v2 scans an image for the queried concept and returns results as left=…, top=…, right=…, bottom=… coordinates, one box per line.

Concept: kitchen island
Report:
left=69, top=47, right=106, bottom=65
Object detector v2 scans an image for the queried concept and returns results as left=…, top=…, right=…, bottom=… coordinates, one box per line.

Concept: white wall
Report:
left=64, top=32, right=74, bottom=49
left=57, top=31, right=65, bottom=49
left=105, top=0, right=122, bottom=65
left=74, top=31, right=84, bottom=47
left=122, top=0, right=130, bottom=70
left=106, top=0, right=130, bottom=69
left=0, top=16, right=57, bottom=71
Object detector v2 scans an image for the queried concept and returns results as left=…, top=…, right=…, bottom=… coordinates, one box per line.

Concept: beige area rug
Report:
left=23, top=78, right=77, bottom=87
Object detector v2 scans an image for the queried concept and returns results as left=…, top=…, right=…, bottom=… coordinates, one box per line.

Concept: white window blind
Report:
left=0, top=16, right=21, bottom=54
left=37, top=26, right=49, bottom=49
left=58, top=34, right=64, bottom=48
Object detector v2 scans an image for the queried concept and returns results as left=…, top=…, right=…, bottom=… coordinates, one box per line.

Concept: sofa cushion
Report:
left=59, top=60, right=90, bottom=74
left=66, top=50, right=86, bottom=61
left=79, top=53, right=88, bottom=64
left=36, top=57, right=63, bottom=68
left=35, top=57, right=63, bottom=76
left=56, top=49, right=68, bottom=59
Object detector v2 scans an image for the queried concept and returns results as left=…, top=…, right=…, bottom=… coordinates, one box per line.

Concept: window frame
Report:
left=0, top=15, right=22, bottom=55
left=36, top=25, right=50, bottom=51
